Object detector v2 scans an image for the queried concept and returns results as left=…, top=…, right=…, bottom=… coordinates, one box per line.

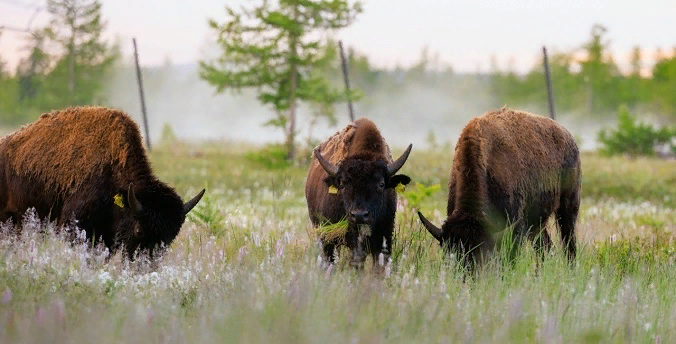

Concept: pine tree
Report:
left=43, top=0, right=119, bottom=106
left=579, top=24, right=620, bottom=113
left=15, top=29, right=49, bottom=103
left=199, top=0, right=363, bottom=160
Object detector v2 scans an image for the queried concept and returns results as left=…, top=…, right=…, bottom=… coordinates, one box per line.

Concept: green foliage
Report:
left=199, top=0, right=363, bottom=159
left=186, top=183, right=225, bottom=238
left=595, top=230, right=676, bottom=276
left=43, top=0, right=119, bottom=107
left=425, top=129, right=438, bottom=150
left=652, top=53, right=676, bottom=115
left=0, top=0, right=118, bottom=126
left=488, top=23, right=676, bottom=119
left=597, top=104, right=674, bottom=157
left=244, top=143, right=293, bottom=170
left=401, top=182, right=441, bottom=210
left=159, top=122, right=177, bottom=145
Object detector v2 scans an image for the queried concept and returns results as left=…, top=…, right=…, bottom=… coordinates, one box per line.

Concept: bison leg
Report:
left=322, top=241, right=336, bottom=264
left=528, top=224, right=552, bottom=261
left=367, top=231, right=392, bottom=274
left=556, top=190, right=579, bottom=262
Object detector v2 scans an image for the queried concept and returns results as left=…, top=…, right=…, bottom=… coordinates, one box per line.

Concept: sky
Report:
left=1, top=0, right=675, bottom=74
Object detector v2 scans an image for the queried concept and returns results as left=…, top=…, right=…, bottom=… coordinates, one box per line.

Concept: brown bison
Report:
left=418, top=107, right=581, bottom=269
left=306, top=118, right=412, bottom=268
left=0, top=106, right=205, bottom=260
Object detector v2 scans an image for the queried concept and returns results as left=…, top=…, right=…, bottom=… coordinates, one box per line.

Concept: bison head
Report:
left=118, top=183, right=205, bottom=259
left=314, top=144, right=413, bottom=226
left=417, top=211, right=493, bottom=268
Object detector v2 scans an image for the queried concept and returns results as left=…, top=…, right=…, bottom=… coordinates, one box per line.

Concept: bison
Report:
left=306, top=118, right=412, bottom=268
left=417, top=107, right=581, bottom=269
left=0, top=106, right=205, bottom=260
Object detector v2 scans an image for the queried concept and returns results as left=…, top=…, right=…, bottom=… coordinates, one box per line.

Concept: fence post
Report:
left=133, top=37, right=152, bottom=151
left=542, top=46, right=556, bottom=120
left=338, top=40, right=355, bottom=122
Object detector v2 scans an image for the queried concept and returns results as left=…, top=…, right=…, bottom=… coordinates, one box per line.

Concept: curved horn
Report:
left=314, top=149, right=338, bottom=176
left=418, top=211, right=443, bottom=242
left=183, top=189, right=206, bottom=214
left=387, top=144, right=412, bottom=175
left=128, top=183, right=143, bottom=214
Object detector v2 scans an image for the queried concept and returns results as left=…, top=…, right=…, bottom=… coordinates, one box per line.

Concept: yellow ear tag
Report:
left=113, top=193, right=125, bottom=208
left=328, top=185, right=339, bottom=194
left=395, top=183, right=406, bottom=193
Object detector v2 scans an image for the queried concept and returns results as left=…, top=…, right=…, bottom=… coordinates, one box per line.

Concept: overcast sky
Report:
left=1, top=0, right=674, bottom=74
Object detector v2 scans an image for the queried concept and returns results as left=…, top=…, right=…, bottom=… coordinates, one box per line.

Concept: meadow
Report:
left=2, top=138, right=676, bottom=343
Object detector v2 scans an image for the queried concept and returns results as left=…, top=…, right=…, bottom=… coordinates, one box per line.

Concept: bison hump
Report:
left=3, top=106, right=149, bottom=194
left=313, top=118, right=393, bottom=165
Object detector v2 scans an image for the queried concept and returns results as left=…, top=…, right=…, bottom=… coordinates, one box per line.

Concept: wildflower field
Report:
left=2, top=140, right=676, bottom=343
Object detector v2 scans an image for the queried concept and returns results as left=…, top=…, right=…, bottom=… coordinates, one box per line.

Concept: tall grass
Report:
left=0, top=141, right=675, bottom=343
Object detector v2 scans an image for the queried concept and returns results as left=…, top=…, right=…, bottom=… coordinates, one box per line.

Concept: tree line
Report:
left=0, top=0, right=674, bottom=160
left=490, top=24, right=676, bottom=120
left=0, top=0, right=119, bottom=125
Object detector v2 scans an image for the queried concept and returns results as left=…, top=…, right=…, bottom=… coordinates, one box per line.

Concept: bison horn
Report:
left=418, top=211, right=443, bottom=242
left=314, top=149, right=338, bottom=176
left=387, top=144, right=412, bottom=176
left=183, top=189, right=206, bottom=214
left=128, top=183, right=143, bottom=214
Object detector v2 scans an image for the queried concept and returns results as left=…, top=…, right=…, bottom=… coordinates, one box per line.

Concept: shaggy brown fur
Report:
left=0, top=106, right=205, bottom=260
left=309, top=118, right=394, bottom=168
left=4, top=107, right=145, bottom=194
left=418, top=107, right=581, bottom=269
left=306, top=118, right=411, bottom=269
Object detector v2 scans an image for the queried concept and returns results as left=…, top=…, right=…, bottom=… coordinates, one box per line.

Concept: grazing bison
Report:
left=306, top=118, right=412, bottom=268
left=0, top=106, right=205, bottom=260
left=418, top=107, right=581, bottom=269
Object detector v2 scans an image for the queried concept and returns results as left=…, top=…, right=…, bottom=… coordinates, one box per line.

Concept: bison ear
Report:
left=388, top=174, right=411, bottom=188
left=322, top=175, right=339, bottom=189
left=418, top=211, right=443, bottom=243
left=127, top=183, right=143, bottom=214
left=183, top=189, right=206, bottom=215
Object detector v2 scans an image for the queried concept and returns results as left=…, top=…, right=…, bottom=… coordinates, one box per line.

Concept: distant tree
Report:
left=0, top=30, right=6, bottom=77
left=0, top=30, right=17, bottom=123
left=579, top=24, right=621, bottom=114
left=407, top=45, right=430, bottom=83
left=199, top=0, right=363, bottom=160
left=652, top=52, right=676, bottom=117
left=346, top=45, right=379, bottom=92
left=43, top=0, right=119, bottom=106
left=622, top=45, right=646, bottom=110
left=15, top=29, right=49, bottom=103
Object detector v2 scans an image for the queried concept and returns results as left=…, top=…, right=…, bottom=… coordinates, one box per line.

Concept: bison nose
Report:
left=350, top=210, right=370, bottom=224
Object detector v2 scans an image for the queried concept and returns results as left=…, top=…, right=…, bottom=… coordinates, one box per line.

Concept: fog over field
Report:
left=103, top=62, right=608, bottom=152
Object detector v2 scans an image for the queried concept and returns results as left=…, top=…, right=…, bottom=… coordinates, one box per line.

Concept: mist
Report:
left=102, top=60, right=610, bottom=152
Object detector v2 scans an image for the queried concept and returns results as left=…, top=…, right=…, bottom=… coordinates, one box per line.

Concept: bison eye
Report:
left=379, top=182, right=385, bottom=189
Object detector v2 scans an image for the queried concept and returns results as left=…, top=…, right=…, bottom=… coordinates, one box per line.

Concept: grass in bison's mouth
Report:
left=1, top=141, right=676, bottom=343
left=315, top=217, right=349, bottom=242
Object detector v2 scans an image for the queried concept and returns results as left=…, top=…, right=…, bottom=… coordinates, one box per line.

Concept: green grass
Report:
left=1, top=140, right=676, bottom=343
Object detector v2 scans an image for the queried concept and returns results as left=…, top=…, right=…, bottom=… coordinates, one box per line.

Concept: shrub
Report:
left=597, top=104, right=674, bottom=157
left=159, top=122, right=177, bottom=145
left=186, top=183, right=225, bottom=238
left=244, top=143, right=292, bottom=170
